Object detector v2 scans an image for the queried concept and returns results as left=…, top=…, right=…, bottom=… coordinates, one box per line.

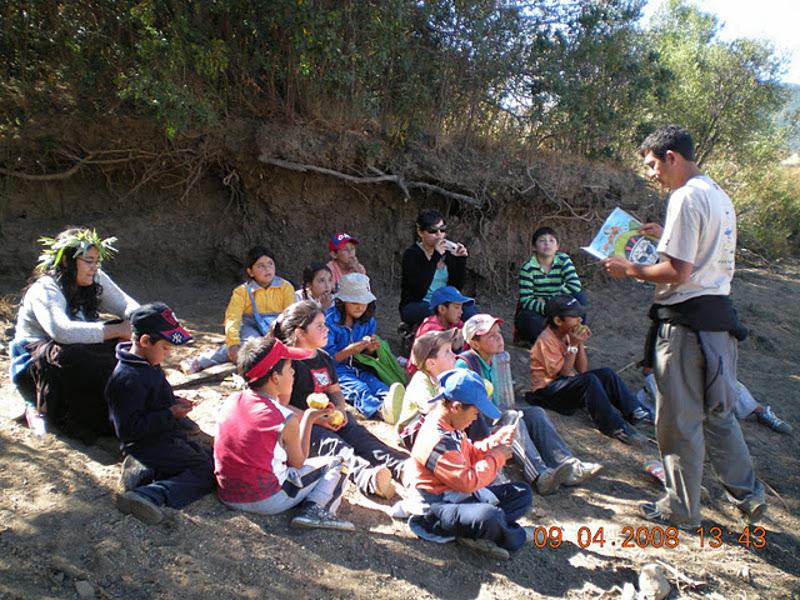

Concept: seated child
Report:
left=106, top=302, right=215, bottom=525
left=458, top=314, right=603, bottom=494
left=397, top=329, right=459, bottom=443
left=183, top=246, right=295, bottom=373
left=294, top=262, right=334, bottom=311
left=526, top=295, right=650, bottom=446
left=639, top=366, right=792, bottom=435
left=407, top=368, right=533, bottom=559
left=272, top=300, right=410, bottom=499
left=405, top=285, right=471, bottom=376
left=515, top=226, right=587, bottom=344
left=324, top=273, right=403, bottom=419
left=214, top=336, right=354, bottom=531
left=327, top=232, right=366, bottom=291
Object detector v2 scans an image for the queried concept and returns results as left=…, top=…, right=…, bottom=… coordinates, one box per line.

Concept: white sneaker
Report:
left=563, top=459, right=604, bottom=487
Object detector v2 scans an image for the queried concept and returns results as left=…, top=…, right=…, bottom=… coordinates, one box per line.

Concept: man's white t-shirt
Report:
left=654, top=175, right=736, bottom=305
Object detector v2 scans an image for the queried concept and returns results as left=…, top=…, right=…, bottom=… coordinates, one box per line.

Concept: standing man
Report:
left=603, top=124, right=765, bottom=529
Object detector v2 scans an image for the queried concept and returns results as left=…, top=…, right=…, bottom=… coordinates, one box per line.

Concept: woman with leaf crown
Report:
left=10, top=227, right=139, bottom=443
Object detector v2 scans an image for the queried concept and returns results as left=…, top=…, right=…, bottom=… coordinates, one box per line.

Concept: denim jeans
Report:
left=128, top=437, right=215, bottom=509
left=195, top=317, right=265, bottom=370
left=526, top=367, right=639, bottom=435
left=418, top=482, right=532, bottom=551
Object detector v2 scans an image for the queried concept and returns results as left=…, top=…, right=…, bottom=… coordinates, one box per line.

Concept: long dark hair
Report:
left=271, top=300, right=325, bottom=346
left=55, top=253, right=102, bottom=321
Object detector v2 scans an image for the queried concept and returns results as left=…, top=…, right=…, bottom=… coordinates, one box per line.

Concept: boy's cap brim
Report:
left=130, top=302, right=193, bottom=345
left=434, top=369, right=501, bottom=420
left=429, top=286, right=474, bottom=310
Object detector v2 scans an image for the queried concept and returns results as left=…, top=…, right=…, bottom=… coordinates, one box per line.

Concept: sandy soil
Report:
left=1, top=264, right=799, bottom=599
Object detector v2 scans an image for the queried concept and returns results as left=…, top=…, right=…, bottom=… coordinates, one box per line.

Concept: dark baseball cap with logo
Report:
left=130, top=302, right=193, bottom=345
left=544, top=294, right=586, bottom=321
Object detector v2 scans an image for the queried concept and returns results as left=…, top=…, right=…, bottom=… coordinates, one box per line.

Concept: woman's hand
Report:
left=452, top=242, right=468, bottom=257
left=104, top=320, right=132, bottom=341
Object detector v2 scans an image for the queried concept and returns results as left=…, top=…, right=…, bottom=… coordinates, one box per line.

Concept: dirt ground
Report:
left=1, top=261, right=799, bottom=599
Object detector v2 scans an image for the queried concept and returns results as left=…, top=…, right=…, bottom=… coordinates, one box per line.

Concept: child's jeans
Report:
left=336, top=366, right=389, bottom=418
left=128, top=436, right=216, bottom=509
left=416, top=482, right=532, bottom=551
left=311, top=413, right=409, bottom=494
left=194, top=317, right=265, bottom=370
left=222, top=456, right=347, bottom=515
left=467, top=407, right=574, bottom=483
left=525, top=367, right=639, bottom=435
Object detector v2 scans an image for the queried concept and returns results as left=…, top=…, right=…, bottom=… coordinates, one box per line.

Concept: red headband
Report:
left=245, top=340, right=313, bottom=384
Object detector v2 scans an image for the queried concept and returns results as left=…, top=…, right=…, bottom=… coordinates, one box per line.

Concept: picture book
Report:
left=581, top=207, right=659, bottom=265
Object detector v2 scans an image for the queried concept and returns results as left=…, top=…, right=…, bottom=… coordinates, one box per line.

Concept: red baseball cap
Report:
left=329, top=232, right=359, bottom=251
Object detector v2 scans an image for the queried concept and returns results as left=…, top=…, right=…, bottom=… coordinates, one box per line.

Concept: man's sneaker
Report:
left=564, top=459, right=604, bottom=487
left=116, top=491, right=164, bottom=525
left=738, top=497, right=767, bottom=525
left=638, top=501, right=697, bottom=532
left=534, top=461, right=572, bottom=495
left=380, top=383, right=405, bottom=425
left=756, top=406, right=793, bottom=435
left=119, top=455, right=155, bottom=493
left=631, top=406, right=655, bottom=425
left=456, top=537, right=510, bottom=560
left=371, top=466, right=397, bottom=500
left=612, top=427, right=649, bottom=447
left=290, top=504, right=355, bottom=532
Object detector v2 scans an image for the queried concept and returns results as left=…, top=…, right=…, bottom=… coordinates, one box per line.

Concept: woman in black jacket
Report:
left=399, top=209, right=476, bottom=326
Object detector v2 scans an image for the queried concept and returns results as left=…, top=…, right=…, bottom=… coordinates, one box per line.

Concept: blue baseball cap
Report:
left=433, top=369, right=501, bottom=420
left=429, top=286, right=474, bottom=311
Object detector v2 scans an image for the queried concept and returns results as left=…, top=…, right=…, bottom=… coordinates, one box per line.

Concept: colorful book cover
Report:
left=581, top=207, right=659, bottom=265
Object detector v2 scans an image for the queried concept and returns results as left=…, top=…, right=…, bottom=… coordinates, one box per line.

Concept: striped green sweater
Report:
left=518, top=252, right=582, bottom=314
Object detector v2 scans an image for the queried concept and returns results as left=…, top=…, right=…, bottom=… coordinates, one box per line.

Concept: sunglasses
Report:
left=424, top=225, right=448, bottom=234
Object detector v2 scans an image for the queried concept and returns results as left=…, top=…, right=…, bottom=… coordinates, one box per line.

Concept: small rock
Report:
left=738, top=565, right=752, bottom=583
left=75, top=580, right=94, bottom=598
left=638, top=563, right=670, bottom=600
left=52, top=571, right=65, bottom=584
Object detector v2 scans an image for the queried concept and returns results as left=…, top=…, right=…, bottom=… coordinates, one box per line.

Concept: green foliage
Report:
left=1, top=0, right=798, bottom=257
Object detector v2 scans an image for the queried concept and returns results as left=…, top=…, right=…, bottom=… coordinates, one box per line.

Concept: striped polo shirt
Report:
left=518, top=252, right=582, bottom=314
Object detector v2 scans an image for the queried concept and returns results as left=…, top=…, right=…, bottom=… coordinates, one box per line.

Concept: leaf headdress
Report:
left=36, top=228, right=118, bottom=274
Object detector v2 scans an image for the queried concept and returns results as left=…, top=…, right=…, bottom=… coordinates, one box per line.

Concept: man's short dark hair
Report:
left=532, top=226, right=558, bottom=245
left=639, top=125, right=695, bottom=162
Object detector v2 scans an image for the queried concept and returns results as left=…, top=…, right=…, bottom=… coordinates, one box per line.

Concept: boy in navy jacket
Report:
left=106, top=302, right=215, bottom=524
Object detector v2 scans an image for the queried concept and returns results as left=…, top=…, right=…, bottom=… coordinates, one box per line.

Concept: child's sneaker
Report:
left=756, top=406, right=793, bottom=434
left=290, top=504, right=355, bottom=532
left=563, top=459, right=604, bottom=487
left=370, top=466, right=397, bottom=500
left=534, top=461, right=572, bottom=495
left=631, top=406, right=655, bottom=425
left=456, top=537, right=510, bottom=560
left=116, top=491, right=164, bottom=525
left=612, top=427, right=648, bottom=447
left=119, top=455, right=155, bottom=492
left=179, top=358, right=202, bottom=375
left=380, top=383, right=405, bottom=425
